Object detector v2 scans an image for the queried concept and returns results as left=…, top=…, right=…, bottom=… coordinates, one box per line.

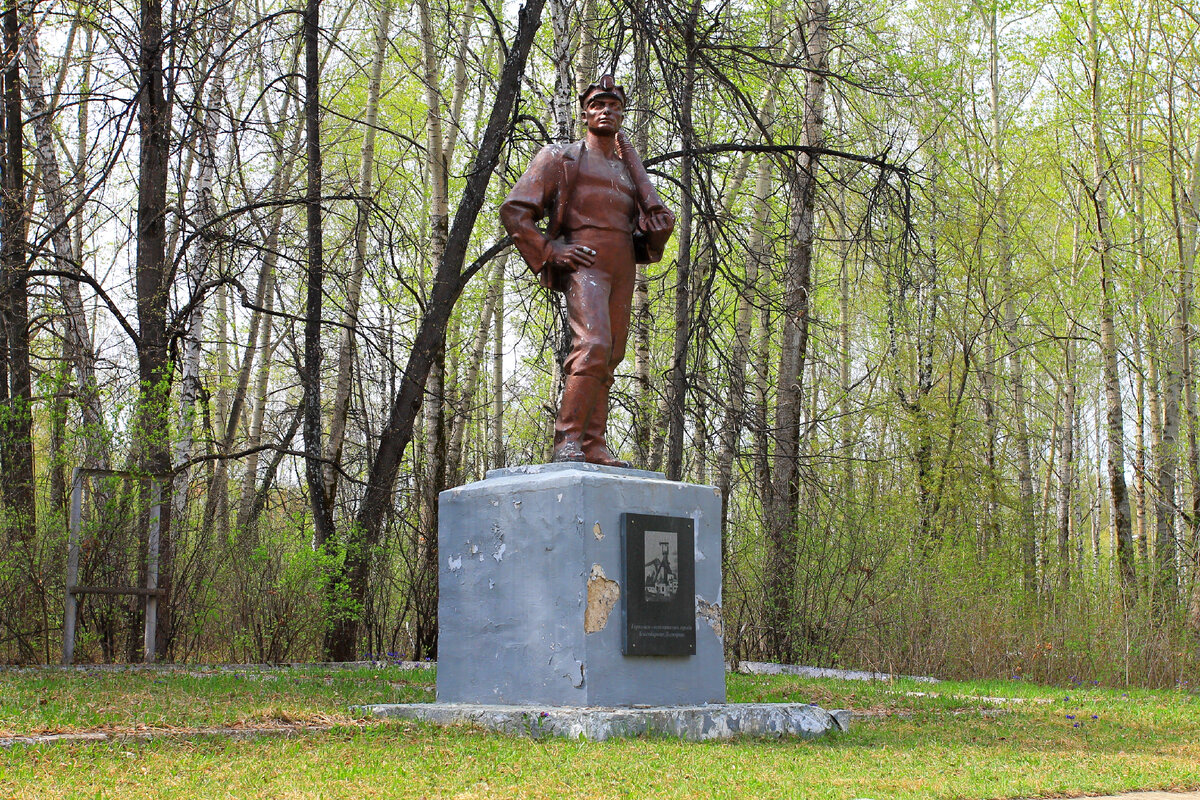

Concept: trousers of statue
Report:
left=553, top=228, right=635, bottom=466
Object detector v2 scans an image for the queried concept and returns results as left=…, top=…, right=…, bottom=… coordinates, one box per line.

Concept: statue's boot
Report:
left=582, top=380, right=631, bottom=468
left=552, top=374, right=597, bottom=463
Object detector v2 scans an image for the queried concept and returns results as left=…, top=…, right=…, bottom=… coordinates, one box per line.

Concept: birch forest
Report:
left=1, top=0, right=1199, bottom=684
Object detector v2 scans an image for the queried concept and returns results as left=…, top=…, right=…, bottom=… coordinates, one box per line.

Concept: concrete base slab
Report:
left=359, top=702, right=850, bottom=741
left=736, top=661, right=939, bottom=683
left=1031, top=794, right=1200, bottom=800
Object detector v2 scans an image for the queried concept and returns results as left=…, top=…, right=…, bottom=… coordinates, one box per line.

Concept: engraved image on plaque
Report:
left=622, top=513, right=696, bottom=656
left=643, top=531, right=678, bottom=603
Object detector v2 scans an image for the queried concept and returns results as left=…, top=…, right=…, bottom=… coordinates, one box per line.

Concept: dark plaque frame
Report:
left=621, top=513, right=696, bottom=656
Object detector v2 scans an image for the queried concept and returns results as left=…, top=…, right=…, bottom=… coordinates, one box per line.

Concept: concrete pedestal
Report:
left=436, top=463, right=724, bottom=707
left=362, top=702, right=850, bottom=741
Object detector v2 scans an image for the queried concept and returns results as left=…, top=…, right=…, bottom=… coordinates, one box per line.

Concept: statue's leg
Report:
left=580, top=380, right=629, bottom=468
left=552, top=375, right=594, bottom=462
left=581, top=240, right=636, bottom=468
left=554, top=265, right=612, bottom=462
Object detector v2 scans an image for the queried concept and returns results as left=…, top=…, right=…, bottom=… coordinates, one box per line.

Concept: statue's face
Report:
left=581, top=96, right=624, bottom=136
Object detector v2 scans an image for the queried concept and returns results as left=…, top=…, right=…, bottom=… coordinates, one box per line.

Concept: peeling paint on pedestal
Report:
left=584, top=565, right=619, bottom=633
left=696, top=596, right=723, bottom=639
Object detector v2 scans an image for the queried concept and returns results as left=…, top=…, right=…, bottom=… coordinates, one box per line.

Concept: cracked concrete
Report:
left=360, top=702, right=848, bottom=741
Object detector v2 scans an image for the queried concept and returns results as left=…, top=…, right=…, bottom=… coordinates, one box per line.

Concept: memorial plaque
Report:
left=621, top=513, right=696, bottom=656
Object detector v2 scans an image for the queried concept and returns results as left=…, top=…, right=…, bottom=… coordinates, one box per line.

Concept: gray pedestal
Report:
left=436, top=463, right=725, bottom=707
left=362, top=702, right=850, bottom=741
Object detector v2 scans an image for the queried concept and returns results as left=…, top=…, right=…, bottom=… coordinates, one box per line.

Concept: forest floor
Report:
left=0, top=664, right=1197, bottom=799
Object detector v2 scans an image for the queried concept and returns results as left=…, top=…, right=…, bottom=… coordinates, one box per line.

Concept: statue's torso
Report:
left=562, top=145, right=637, bottom=235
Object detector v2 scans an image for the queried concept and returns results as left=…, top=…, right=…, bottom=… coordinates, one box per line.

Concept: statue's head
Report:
left=579, top=74, right=626, bottom=136
left=578, top=74, right=627, bottom=109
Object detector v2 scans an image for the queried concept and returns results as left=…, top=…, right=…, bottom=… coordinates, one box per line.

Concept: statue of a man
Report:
left=500, top=75, right=675, bottom=467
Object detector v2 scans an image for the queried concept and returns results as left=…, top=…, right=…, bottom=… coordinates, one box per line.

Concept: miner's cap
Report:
left=579, top=74, right=627, bottom=109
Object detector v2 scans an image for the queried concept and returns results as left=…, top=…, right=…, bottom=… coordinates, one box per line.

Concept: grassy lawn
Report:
left=0, top=665, right=435, bottom=734
left=1, top=666, right=1198, bottom=799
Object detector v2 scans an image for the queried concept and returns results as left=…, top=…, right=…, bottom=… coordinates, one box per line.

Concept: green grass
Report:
left=1, top=667, right=1199, bottom=799
left=0, top=665, right=434, bottom=733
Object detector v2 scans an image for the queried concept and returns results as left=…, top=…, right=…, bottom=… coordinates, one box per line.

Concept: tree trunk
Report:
left=665, top=0, right=701, bottom=482
left=134, top=0, right=174, bottom=658
left=717, top=154, right=771, bottom=545
left=1126, top=44, right=1150, bottom=569
left=713, top=16, right=797, bottom=537
left=432, top=3, right=485, bottom=485
left=836, top=174, right=853, bottom=503
left=22, top=28, right=107, bottom=470
left=548, top=0, right=576, bottom=143
left=448, top=250, right=509, bottom=479
left=751, top=279, right=773, bottom=517
left=234, top=110, right=301, bottom=537
left=1058, top=220, right=1081, bottom=596
left=0, top=0, right=34, bottom=538
left=763, top=0, right=827, bottom=661
left=72, top=26, right=93, bottom=272
left=302, top=0, right=337, bottom=615
left=441, top=0, right=478, bottom=168
left=984, top=2, right=1036, bottom=590
left=492, top=263, right=505, bottom=469
left=1132, top=305, right=1148, bottom=568
left=327, top=0, right=547, bottom=661
left=173, top=4, right=233, bottom=529
left=630, top=1, right=652, bottom=466
left=408, top=0, right=453, bottom=662
left=0, top=0, right=34, bottom=659
left=323, top=0, right=393, bottom=504
left=1169, top=91, right=1200, bottom=633
left=573, top=0, right=596, bottom=92
left=1087, top=0, right=1136, bottom=599
left=235, top=268, right=276, bottom=536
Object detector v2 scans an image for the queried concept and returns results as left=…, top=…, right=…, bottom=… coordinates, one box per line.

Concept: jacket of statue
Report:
left=499, top=135, right=674, bottom=291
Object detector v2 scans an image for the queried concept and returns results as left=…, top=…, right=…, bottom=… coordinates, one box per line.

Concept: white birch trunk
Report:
left=1087, top=0, right=1136, bottom=595
left=548, top=0, right=577, bottom=143
left=984, top=3, right=1036, bottom=589
left=417, top=0, right=449, bottom=553
left=172, top=4, right=233, bottom=525
left=492, top=264, right=505, bottom=469
left=23, top=26, right=107, bottom=468
left=235, top=269, right=276, bottom=536
left=323, top=0, right=394, bottom=503
left=447, top=250, right=509, bottom=479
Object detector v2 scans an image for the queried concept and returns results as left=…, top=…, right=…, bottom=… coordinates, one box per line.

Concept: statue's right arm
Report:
left=500, top=146, right=558, bottom=279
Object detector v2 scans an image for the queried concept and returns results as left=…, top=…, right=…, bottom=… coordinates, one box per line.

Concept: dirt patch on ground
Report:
left=0, top=720, right=362, bottom=749
left=1034, top=793, right=1200, bottom=800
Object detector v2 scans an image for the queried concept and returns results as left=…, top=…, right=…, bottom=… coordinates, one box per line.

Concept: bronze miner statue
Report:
left=500, top=75, right=675, bottom=467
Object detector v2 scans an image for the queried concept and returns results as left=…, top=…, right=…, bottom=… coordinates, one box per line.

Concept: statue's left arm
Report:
left=617, top=132, right=675, bottom=264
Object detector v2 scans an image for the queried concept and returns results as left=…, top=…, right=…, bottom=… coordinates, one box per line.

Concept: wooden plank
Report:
left=61, top=472, right=170, bottom=663
left=68, top=586, right=168, bottom=597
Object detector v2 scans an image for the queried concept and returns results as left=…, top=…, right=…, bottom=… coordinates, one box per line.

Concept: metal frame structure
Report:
left=62, top=468, right=169, bottom=665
